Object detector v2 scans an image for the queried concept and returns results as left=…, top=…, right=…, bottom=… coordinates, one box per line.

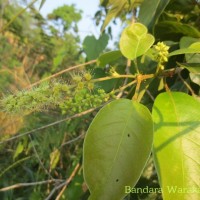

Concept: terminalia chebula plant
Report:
left=1, top=21, right=200, bottom=200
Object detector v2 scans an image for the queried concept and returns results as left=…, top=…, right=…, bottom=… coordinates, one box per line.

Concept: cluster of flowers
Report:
left=0, top=72, right=116, bottom=115
left=60, top=89, right=115, bottom=115
left=153, top=42, right=170, bottom=70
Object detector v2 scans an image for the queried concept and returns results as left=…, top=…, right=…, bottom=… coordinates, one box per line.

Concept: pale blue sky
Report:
left=38, top=0, right=120, bottom=47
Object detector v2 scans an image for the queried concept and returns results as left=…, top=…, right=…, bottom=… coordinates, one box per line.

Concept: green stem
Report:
left=133, top=59, right=139, bottom=74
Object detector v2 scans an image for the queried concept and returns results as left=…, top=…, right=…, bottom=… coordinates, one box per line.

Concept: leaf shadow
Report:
left=153, top=105, right=200, bottom=153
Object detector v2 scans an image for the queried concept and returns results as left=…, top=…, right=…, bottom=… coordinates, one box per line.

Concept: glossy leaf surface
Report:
left=83, top=99, right=153, bottom=200
left=153, top=92, right=200, bottom=200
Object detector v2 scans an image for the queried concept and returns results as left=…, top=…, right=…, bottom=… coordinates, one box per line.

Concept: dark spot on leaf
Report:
left=127, top=134, right=130, bottom=137
left=116, top=179, right=119, bottom=182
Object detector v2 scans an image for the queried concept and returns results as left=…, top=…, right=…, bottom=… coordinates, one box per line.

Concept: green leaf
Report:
left=50, top=148, right=60, bottom=170
left=177, top=63, right=200, bottom=74
left=101, top=0, right=140, bottom=31
left=180, top=37, right=200, bottom=49
left=83, top=99, right=153, bottom=200
left=180, top=37, right=200, bottom=63
left=119, top=23, right=155, bottom=60
left=190, top=73, right=200, bottom=86
left=152, top=92, right=200, bottom=200
left=13, top=141, right=24, bottom=160
left=168, top=43, right=200, bottom=57
left=83, top=34, right=109, bottom=60
left=189, top=42, right=200, bottom=50
left=39, top=0, right=46, bottom=10
left=101, top=0, right=126, bottom=32
left=97, top=50, right=122, bottom=67
left=154, top=21, right=200, bottom=41
left=139, top=0, right=170, bottom=31
left=52, top=47, right=66, bottom=71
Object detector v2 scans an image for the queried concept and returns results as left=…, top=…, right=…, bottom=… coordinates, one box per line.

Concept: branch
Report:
left=0, top=106, right=101, bottom=145
left=177, top=70, right=196, bottom=96
left=0, top=156, right=32, bottom=178
left=29, top=134, right=53, bottom=179
left=60, top=133, right=84, bottom=148
left=45, top=163, right=80, bottom=200
left=55, top=163, right=80, bottom=200
left=0, top=179, right=63, bottom=192
left=27, top=60, right=97, bottom=88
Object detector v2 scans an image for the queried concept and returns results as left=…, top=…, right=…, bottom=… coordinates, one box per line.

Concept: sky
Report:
left=37, top=0, right=120, bottom=47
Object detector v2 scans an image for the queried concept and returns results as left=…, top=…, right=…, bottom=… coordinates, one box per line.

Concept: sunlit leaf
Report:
left=153, top=92, right=200, bottom=200
left=13, top=141, right=24, bottom=160
left=83, top=99, right=153, bottom=200
left=119, top=23, right=155, bottom=60
left=168, top=43, right=200, bottom=57
left=50, top=148, right=60, bottom=170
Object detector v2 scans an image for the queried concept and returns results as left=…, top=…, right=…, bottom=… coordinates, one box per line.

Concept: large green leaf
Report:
left=139, top=0, right=170, bottom=31
left=152, top=92, right=200, bottom=200
left=83, top=34, right=109, bottom=60
left=83, top=99, right=153, bottom=200
left=119, top=23, right=155, bottom=60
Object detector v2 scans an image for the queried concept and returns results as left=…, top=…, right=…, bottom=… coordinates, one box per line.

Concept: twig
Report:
left=164, top=77, right=170, bottom=92
left=0, top=106, right=101, bottom=145
left=146, top=90, right=155, bottom=101
left=27, top=60, right=97, bottom=88
left=55, top=163, right=80, bottom=200
left=116, top=80, right=137, bottom=99
left=29, top=134, right=53, bottom=179
left=45, top=163, right=80, bottom=200
left=0, top=179, right=63, bottom=192
left=117, top=59, right=132, bottom=98
left=91, top=74, right=136, bottom=83
left=60, top=133, right=85, bottom=148
left=177, top=70, right=196, bottom=96
left=133, top=74, right=142, bottom=101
